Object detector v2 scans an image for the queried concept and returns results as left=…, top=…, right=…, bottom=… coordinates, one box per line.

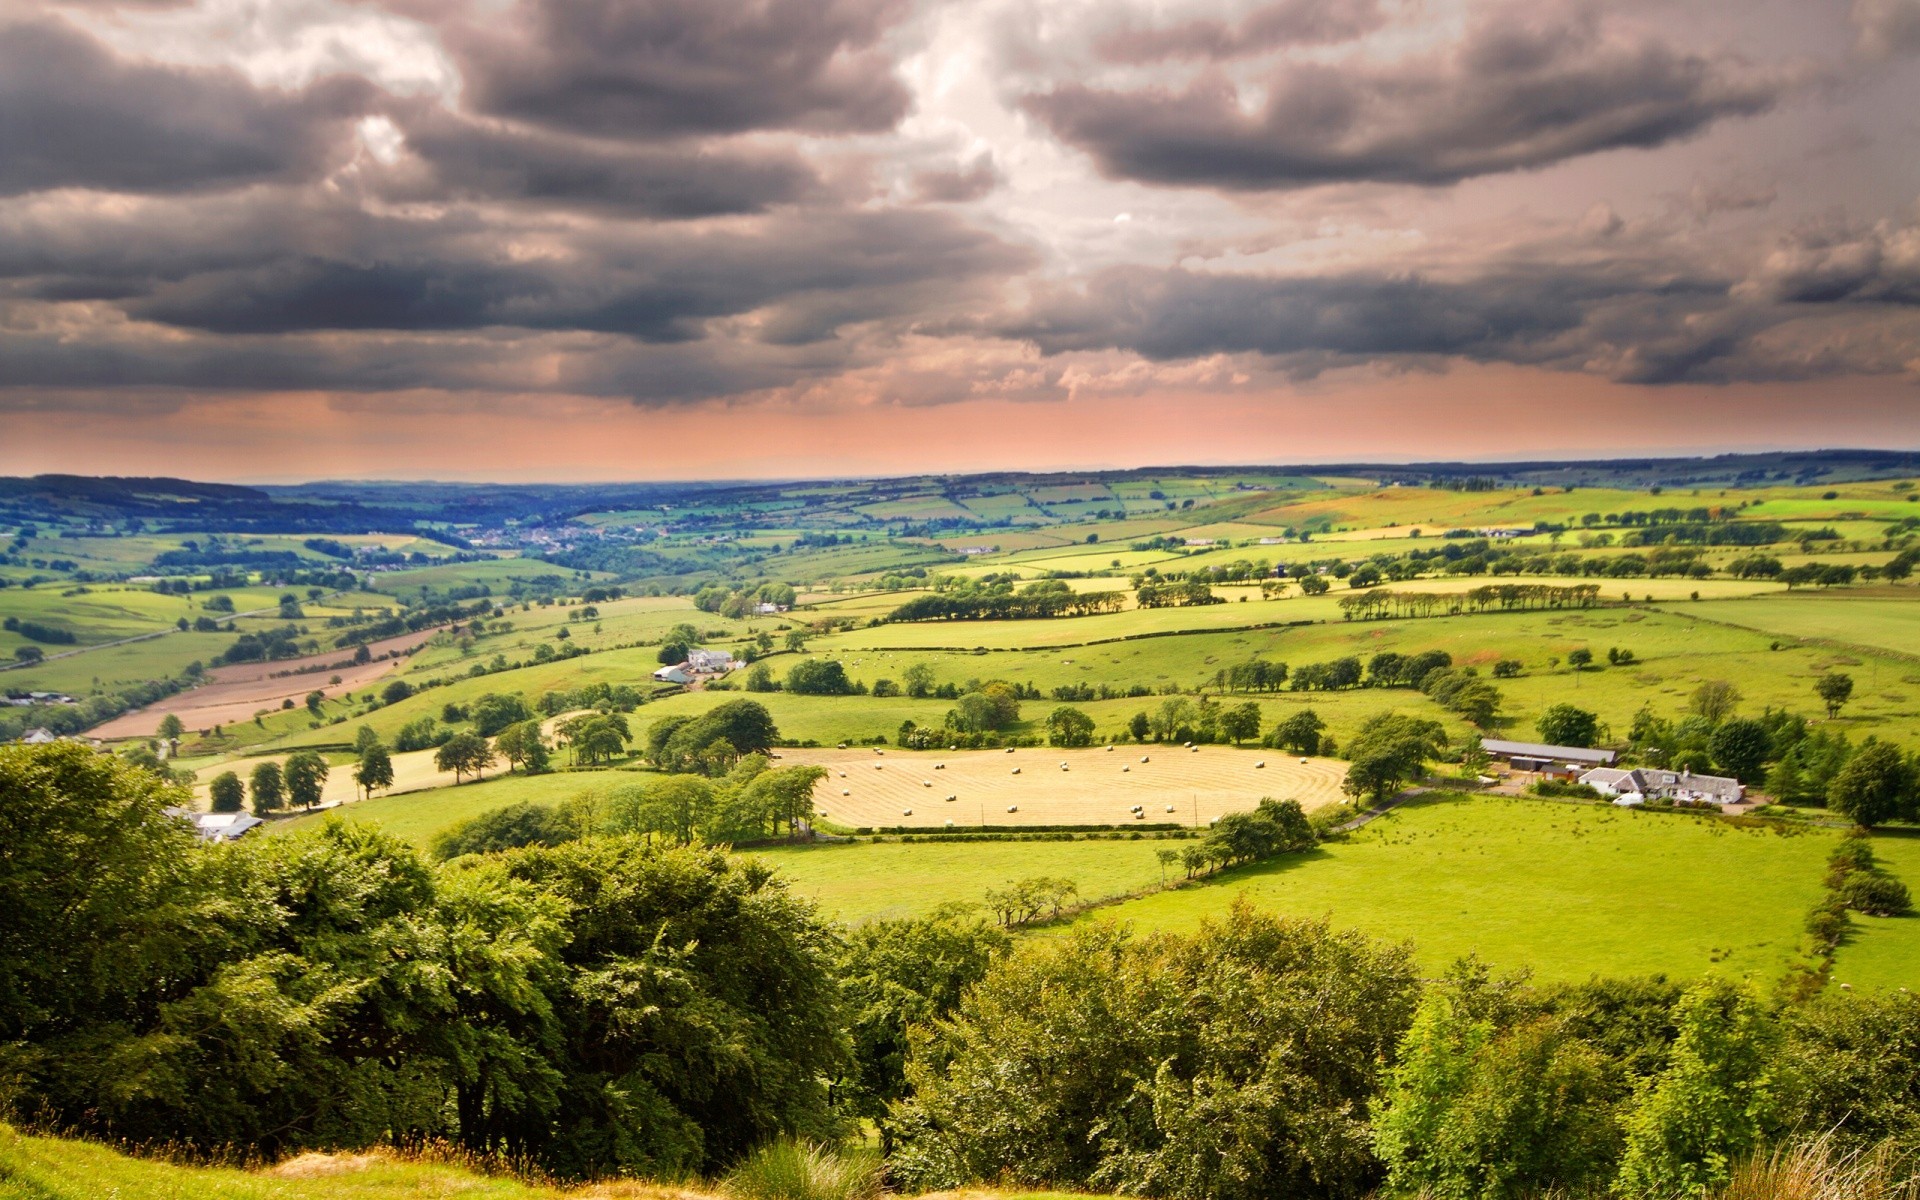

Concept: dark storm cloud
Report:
left=1023, top=13, right=1784, bottom=190
left=19, top=203, right=1032, bottom=342
left=382, top=109, right=825, bottom=218
left=988, top=258, right=1848, bottom=385
left=1092, top=0, right=1385, bottom=62
left=444, top=0, right=914, bottom=140
left=0, top=17, right=372, bottom=197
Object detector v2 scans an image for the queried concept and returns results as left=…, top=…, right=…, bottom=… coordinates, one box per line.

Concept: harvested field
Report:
left=781, top=745, right=1348, bottom=829
left=95, top=629, right=437, bottom=739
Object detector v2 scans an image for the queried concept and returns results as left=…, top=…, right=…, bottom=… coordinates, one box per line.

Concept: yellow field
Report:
left=782, top=744, right=1348, bottom=829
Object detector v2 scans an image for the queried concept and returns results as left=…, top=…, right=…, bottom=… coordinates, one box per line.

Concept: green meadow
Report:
left=1083, top=793, right=1839, bottom=983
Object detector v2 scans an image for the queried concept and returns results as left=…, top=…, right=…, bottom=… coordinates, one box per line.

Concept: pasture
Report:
left=788, top=744, right=1346, bottom=830
left=267, top=765, right=647, bottom=848
left=1082, top=793, right=1837, bottom=983
left=751, top=838, right=1174, bottom=922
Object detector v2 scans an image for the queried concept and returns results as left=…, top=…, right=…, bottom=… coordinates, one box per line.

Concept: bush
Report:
left=1839, top=871, right=1912, bottom=917
left=723, top=1139, right=880, bottom=1200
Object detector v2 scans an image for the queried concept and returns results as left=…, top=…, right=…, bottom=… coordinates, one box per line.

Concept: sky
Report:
left=1, top=0, right=1918, bottom=482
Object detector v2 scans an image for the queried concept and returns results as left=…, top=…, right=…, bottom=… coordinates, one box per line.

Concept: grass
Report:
left=268, top=768, right=650, bottom=848
left=721, top=1139, right=878, bottom=1200
left=1830, top=832, right=1920, bottom=991
left=1080, top=793, right=1836, bottom=983
left=746, top=838, right=1174, bottom=922
left=0, top=1125, right=659, bottom=1200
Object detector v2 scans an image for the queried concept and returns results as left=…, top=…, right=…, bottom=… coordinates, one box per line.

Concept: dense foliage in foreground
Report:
left=8, top=742, right=1920, bottom=1197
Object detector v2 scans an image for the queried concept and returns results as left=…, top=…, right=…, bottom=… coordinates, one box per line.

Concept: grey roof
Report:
left=1483, top=739, right=1618, bottom=765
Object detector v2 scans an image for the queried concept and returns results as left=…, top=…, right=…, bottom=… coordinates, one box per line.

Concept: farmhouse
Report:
left=1580, top=766, right=1745, bottom=805
left=1481, top=739, right=1619, bottom=771
left=685, top=648, right=736, bottom=673
left=165, top=808, right=264, bottom=842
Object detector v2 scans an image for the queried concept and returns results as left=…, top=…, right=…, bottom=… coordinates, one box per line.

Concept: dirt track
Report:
left=782, top=744, right=1349, bottom=829
left=95, top=629, right=438, bottom=739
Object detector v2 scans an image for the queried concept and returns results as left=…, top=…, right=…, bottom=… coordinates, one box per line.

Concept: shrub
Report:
left=723, top=1139, right=880, bottom=1200
left=1839, top=871, right=1912, bottom=917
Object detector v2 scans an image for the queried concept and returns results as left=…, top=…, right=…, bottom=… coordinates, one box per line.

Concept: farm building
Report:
left=17, top=727, right=58, bottom=744
left=165, top=809, right=265, bottom=842
left=1481, top=739, right=1618, bottom=769
left=1580, top=767, right=1745, bottom=805
left=652, top=664, right=693, bottom=684
left=685, top=648, right=737, bottom=673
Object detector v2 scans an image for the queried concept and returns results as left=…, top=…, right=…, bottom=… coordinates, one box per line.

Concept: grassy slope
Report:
left=1832, top=832, right=1920, bottom=990
left=1080, top=794, right=1835, bottom=983
left=747, top=838, right=1175, bottom=923
left=268, top=768, right=652, bottom=848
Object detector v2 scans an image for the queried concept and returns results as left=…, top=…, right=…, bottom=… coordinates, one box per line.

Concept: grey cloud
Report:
left=446, top=0, right=914, bottom=140
left=910, top=154, right=1003, bottom=203
left=989, top=257, right=1854, bottom=385
left=1744, top=218, right=1920, bottom=305
left=1853, top=0, right=1920, bottom=58
left=1023, top=13, right=1784, bottom=190
left=0, top=17, right=372, bottom=197
left=1092, top=0, right=1385, bottom=62
left=61, top=207, right=1033, bottom=342
left=382, top=110, right=825, bottom=217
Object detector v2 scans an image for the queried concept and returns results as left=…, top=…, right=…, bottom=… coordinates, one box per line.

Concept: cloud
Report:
left=910, top=153, right=1004, bottom=203
left=442, top=0, right=915, bottom=140
left=1090, top=0, right=1385, bottom=62
left=377, top=108, right=826, bottom=217
left=0, top=17, right=373, bottom=197
left=1852, top=0, right=1920, bottom=59
left=1743, top=216, right=1920, bottom=305
left=1022, top=9, right=1786, bottom=190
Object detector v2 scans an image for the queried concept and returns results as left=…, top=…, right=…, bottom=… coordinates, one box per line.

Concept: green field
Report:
left=1833, top=832, right=1920, bottom=990
left=270, top=766, right=652, bottom=847
left=1081, top=794, right=1837, bottom=983
left=749, top=837, right=1176, bottom=922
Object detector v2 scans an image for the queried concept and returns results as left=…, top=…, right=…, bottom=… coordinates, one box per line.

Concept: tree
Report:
left=1268, top=708, right=1325, bottom=755
left=1828, top=741, right=1914, bottom=828
left=1689, top=680, right=1742, bottom=725
left=381, top=679, right=413, bottom=705
left=470, top=693, right=532, bottom=738
left=744, top=662, right=778, bottom=692
left=1127, top=711, right=1151, bottom=742
left=837, top=911, right=1009, bottom=1134
left=208, top=770, right=245, bottom=813
left=353, top=724, right=382, bottom=756
left=283, top=750, right=329, bottom=809
left=1342, top=713, right=1448, bottom=803
left=431, top=800, right=582, bottom=859
left=436, top=732, right=496, bottom=783
left=1220, top=702, right=1261, bottom=745
left=1374, top=993, right=1616, bottom=1200
left=1536, top=704, right=1602, bottom=748
left=1816, top=672, right=1855, bottom=719
left=1708, top=718, right=1772, bottom=783
left=248, top=760, right=285, bottom=814
left=157, top=713, right=186, bottom=742
left=887, top=903, right=1418, bottom=1200
left=1566, top=648, right=1594, bottom=671
left=353, top=745, right=394, bottom=799
left=785, top=658, right=854, bottom=695
left=1046, top=707, right=1096, bottom=748
left=496, top=719, right=550, bottom=773
left=1616, top=980, right=1783, bottom=1198
left=902, top=663, right=937, bottom=699
left=305, top=690, right=326, bottom=717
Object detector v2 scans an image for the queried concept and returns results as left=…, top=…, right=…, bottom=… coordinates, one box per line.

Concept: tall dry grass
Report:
left=1713, top=1136, right=1918, bottom=1200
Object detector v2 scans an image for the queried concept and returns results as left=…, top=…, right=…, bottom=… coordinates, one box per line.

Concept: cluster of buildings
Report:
left=1481, top=738, right=1745, bottom=806
left=651, top=647, right=743, bottom=685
